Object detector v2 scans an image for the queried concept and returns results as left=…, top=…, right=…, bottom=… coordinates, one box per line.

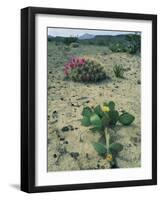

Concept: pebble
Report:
left=52, top=110, right=58, bottom=119
left=60, top=137, right=65, bottom=141
left=71, top=103, right=80, bottom=107
left=137, top=80, right=141, bottom=84
left=70, top=152, right=79, bottom=159
left=53, top=154, right=57, bottom=158
left=50, top=120, right=58, bottom=124
left=61, top=126, right=69, bottom=132
left=68, top=125, right=74, bottom=131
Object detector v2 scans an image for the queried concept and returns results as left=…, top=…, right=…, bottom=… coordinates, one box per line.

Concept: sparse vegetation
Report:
left=113, top=64, right=124, bottom=78
left=47, top=31, right=141, bottom=171
left=48, top=33, right=141, bottom=55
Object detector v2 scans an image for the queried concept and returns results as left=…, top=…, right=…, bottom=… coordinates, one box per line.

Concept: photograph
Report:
left=47, top=27, right=141, bottom=172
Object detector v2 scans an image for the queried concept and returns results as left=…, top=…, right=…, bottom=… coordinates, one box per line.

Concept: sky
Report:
left=48, top=28, right=138, bottom=37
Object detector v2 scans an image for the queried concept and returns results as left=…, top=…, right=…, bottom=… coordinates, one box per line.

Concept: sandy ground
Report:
left=47, top=43, right=141, bottom=171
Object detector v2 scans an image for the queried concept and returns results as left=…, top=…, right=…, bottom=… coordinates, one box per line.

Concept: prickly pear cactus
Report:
left=64, top=57, right=107, bottom=83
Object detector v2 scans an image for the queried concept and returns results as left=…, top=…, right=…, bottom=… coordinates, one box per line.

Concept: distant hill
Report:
left=48, top=33, right=139, bottom=48
left=79, top=33, right=95, bottom=40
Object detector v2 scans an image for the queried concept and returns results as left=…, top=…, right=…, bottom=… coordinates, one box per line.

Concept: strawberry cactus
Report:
left=81, top=101, right=135, bottom=168
left=64, top=57, right=107, bottom=82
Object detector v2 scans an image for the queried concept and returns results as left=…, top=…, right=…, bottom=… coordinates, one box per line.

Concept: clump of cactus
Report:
left=64, top=57, right=107, bottom=82
left=113, top=64, right=124, bottom=78
left=81, top=101, right=135, bottom=168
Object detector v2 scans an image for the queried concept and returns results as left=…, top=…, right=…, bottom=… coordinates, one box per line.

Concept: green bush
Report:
left=109, top=42, right=126, bottom=53
left=109, top=34, right=141, bottom=54
left=126, top=34, right=141, bottom=54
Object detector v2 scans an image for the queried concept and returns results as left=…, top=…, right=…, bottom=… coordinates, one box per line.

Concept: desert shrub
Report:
left=109, top=42, right=126, bottom=53
left=64, top=57, right=107, bottom=83
left=70, top=42, right=79, bottom=48
left=63, top=37, right=78, bottom=45
left=126, top=34, right=141, bottom=54
left=109, top=34, right=141, bottom=54
left=113, top=64, right=124, bottom=78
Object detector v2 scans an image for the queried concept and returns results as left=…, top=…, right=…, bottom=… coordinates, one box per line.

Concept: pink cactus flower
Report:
left=79, top=58, right=85, bottom=65
left=70, top=63, right=74, bottom=68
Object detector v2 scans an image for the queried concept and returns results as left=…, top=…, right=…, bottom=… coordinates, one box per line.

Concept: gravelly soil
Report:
left=47, top=43, right=141, bottom=172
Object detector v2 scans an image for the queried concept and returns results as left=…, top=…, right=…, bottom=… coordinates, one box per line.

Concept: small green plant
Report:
left=81, top=101, right=135, bottom=168
left=64, top=57, right=107, bottom=83
left=113, top=64, right=124, bottom=78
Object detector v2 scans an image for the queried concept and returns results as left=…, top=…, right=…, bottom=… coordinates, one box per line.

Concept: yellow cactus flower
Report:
left=102, top=106, right=110, bottom=112
left=106, top=154, right=113, bottom=162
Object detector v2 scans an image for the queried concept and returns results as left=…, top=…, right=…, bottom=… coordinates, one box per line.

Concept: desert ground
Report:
left=47, top=42, right=141, bottom=171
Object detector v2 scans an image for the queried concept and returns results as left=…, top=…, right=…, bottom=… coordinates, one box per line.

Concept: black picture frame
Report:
left=21, top=6, right=157, bottom=193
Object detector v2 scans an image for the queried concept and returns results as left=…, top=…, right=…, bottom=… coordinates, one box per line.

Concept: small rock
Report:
left=60, top=141, right=64, bottom=145
left=115, top=86, right=119, bottom=88
left=137, top=80, right=141, bottom=84
left=50, top=120, right=58, bottom=124
left=52, top=111, right=58, bottom=119
left=60, top=137, right=65, bottom=141
left=67, top=125, right=75, bottom=131
left=61, top=126, right=69, bottom=132
left=71, top=103, right=80, bottom=107
left=53, top=154, right=57, bottom=158
left=70, top=152, right=79, bottom=159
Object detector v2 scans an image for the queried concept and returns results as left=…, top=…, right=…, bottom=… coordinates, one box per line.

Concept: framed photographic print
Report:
left=21, top=7, right=157, bottom=193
